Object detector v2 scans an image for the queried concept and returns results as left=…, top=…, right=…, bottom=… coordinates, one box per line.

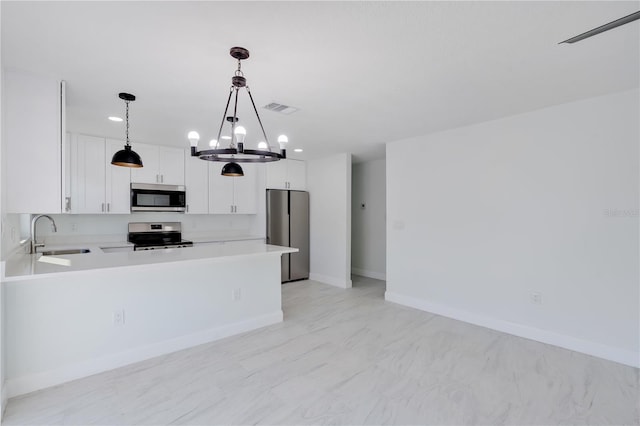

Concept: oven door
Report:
left=130, top=183, right=186, bottom=212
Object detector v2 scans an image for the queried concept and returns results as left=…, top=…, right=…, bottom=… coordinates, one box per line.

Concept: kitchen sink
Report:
left=39, top=249, right=91, bottom=256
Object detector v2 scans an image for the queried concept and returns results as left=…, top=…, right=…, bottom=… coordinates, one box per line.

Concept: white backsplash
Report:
left=30, top=212, right=265, bottom=245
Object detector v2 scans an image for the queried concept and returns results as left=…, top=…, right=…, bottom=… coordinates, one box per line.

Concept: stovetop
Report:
left=128, top=222, right=192, bottom=250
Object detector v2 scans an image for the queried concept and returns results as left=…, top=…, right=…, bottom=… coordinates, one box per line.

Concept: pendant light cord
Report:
left=125, top=100, right=130, bottom=147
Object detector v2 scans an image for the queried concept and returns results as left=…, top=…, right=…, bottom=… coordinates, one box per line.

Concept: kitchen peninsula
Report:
left=1, top=241, right=297, bottom=398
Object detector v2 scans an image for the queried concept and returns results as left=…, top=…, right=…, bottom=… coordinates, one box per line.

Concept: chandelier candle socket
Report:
left=189, top=47, right=287, bottom=177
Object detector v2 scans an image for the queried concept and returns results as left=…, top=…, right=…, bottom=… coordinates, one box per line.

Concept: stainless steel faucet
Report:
left=30, top=214, right=57, bottom=254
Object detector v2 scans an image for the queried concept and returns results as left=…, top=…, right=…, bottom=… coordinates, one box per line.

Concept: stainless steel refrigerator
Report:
left=266, top=189, right=309, bottom=283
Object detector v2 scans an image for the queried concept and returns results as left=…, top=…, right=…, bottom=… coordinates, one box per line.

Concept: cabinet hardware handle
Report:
left=107, top=203, right=110, bottom=212
left=101, top=203, right=105, bottom=212
left=161, top=175, right=164, bottom=183
left=186, top=204, right=189, bottom=213
left=230, top=205, right=233, bottom=213
left=65, top=197, right=71, bottom=212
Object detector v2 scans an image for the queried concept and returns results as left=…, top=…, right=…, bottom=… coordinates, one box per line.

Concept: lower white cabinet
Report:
left=70, top=135, right=130, bottom=214
left=208, top=163, right=258, bottom=214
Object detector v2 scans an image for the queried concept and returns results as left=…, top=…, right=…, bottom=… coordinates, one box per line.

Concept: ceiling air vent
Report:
left=263, top=102, right=299, bottom=115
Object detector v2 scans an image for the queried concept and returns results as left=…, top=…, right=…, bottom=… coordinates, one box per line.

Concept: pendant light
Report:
left=189, top=47, right=287, bottom=176
left=111, top=92, right=143, bottom=168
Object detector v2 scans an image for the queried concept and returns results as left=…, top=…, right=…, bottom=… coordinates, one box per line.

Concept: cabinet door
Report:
left=184, top=151, right=209, bottom=214
left=265, top=160, right=288, bottom=189
left=208, top=167, right=234, bottom=214
left=287, top=159, right=306, bottom=190
left=105, top=139, right=132, bottom=213
left=159, top=147, right=185, bottom=185
left=233, top=164, right=258, bottom=214
left=4, top=71, right=63, bottom=213
left=73, top=135, right=106, bottom=213
left=130, top=143, right=159, bottom=184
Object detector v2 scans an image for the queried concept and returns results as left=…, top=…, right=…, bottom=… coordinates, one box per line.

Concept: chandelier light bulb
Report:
left=209, top=139, right=218, bottom=147
left=234, top=126, right=247, bottom=144
left=277, top=134, right=289, bottom=150
left=187, top=131, right=200, bottom=147
left=257, top=141, right=268, bottom=149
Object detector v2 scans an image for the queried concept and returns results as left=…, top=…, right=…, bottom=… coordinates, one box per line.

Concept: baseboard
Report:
left=351, top=268, right=386, bottom=281
left=385, top=291, right=639, bottom=369
left=309, top=272, right=352, bottom=289
left=6, top=310, right=283, bottom=398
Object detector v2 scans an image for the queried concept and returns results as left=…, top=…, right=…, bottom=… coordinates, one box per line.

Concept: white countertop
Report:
left=3, top=241, right=297, bottom=281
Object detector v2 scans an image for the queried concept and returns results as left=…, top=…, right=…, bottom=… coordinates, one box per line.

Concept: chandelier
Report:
left=188, top=47, right=287, bottom=177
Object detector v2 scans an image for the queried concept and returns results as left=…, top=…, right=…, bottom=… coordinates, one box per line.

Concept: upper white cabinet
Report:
left=4, top=71, right=65, bottom=213
left=208, top=163, right=258, bottom=214
left=105, top=139, right=133, bottom=213
left=69, top=135, right=130, bottom=214
left=266, top=159, right=306, bottom=190
left=130, top=143, right=184, bottom=185
left=184, top=150, right=209, bottom=214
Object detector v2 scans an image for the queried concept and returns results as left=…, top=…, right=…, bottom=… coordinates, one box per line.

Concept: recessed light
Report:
left=294, top=148, right=303, bottom=153
left=108, top=116, right=123, bottom=122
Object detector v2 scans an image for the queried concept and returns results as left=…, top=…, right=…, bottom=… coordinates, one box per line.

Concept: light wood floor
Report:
left=3, top=276, right=639, bottom=425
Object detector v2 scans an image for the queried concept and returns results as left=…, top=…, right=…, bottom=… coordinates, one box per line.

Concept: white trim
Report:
left=6, top=310, right=283, bottom=398
left=1, top=382, right=7, bottom=421
left=385, top=291, right=639, bottom=369
left=309, top=272, right=352, bottom=289
left=351, top=268, right=386, bottom=281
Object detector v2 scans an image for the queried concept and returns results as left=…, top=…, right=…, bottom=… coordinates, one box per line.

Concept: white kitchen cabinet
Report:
left=70, top=135, right=130, bottom=214
left=265, top=159, right=306, bottom=190
left=159, top=146, right=185, bottom=185
left=184, top=150, right=209, bottom=214
left=105, top=139, right=133, bottom=213
left=208, top=163, right=258, bottom=214
left=4, top=71, right=65, bottom=213
left=130, top=143, right=184, bottom=185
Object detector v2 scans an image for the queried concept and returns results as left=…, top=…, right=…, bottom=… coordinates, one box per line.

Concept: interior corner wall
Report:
left=386, top=89, right=639, bottom=368
left=351, top=159, right=386, bottom=280
left=307, top=153, right=352, bottom=288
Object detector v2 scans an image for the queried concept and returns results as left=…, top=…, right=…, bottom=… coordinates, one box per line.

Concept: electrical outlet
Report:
left=113, top=309, right=125, bottom=326
left=530, top=292, right=543, bottom=305
left=232, top=288, right=242, bottom=301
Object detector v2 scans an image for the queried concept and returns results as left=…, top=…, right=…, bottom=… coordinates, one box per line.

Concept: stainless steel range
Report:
left=128, top=222, right=193, bottom=251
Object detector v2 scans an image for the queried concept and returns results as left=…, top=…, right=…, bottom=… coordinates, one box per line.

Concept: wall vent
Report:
left=263, top=102, right=299, bottom=115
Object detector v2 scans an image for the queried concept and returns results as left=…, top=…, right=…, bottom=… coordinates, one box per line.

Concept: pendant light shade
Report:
left=111, top=145, right=143, bottom=168
left=221, top=162, right=244, bottom=177
left=111, top=92, right=143, bottom=168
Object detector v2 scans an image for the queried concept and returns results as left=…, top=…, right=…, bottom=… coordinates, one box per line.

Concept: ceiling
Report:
left=2, top=1, right=639, bottom=162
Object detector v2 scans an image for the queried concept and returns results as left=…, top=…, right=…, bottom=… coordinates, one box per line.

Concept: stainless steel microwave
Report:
left=130, top=183, right=186, bottom=212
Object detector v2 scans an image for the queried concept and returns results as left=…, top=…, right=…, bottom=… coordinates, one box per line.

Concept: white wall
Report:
left=386, top=89, right=639, bottom=367
left=307, top=153, right=352, bottom=288
left=351, top=159, right=386, bottom=280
